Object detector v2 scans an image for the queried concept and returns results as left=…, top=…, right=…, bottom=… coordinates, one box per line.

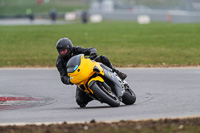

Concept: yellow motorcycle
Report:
left=67, top=54, right=136, bottom=107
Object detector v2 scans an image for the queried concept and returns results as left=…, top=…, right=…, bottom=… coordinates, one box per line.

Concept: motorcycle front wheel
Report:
left=90, top=82, right=120, bottom=107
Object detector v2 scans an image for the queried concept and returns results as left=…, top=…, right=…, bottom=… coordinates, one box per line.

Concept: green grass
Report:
left=0, top=0, right=87, bottom=15
left=0, top=21, right=200, bottom=67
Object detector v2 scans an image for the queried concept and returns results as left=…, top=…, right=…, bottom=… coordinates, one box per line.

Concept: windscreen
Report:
left=66, top=54, right=82, bottom=73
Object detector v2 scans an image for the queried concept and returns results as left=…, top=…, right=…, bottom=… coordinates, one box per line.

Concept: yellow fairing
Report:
left=68, top=55, right=104, bottom=85
left=87, top=76, right=104, bottom=87
left=87, top=76, right=104, bottom=94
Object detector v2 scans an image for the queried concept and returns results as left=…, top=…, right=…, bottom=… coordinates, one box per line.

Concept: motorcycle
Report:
left=67, top=54, right=136, bottom=107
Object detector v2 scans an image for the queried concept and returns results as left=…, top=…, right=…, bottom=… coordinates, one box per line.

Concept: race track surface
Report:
left=0, top=68, right=200, bottom=125
left=0, top=18, right=72, bottom=26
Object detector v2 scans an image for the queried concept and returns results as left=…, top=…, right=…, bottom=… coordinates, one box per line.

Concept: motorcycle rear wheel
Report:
left=90, top=82, right=120, bottom=107
left=122, top=89, right=136, bottom=105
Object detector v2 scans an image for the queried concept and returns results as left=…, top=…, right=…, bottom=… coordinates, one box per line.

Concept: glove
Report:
left=61, top=76, right=73, bottom=85
left=89, top=52, right=98, bottom=60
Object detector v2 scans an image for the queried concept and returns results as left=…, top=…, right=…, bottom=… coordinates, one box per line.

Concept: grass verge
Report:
left=0, top=21, right=200, bottom=67
left=0, top=117, right=200, bottom=133
left=0, top=0, right=86, bottom=15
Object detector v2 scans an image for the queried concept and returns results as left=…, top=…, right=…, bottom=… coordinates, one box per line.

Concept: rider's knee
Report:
left=100, top=55, right=109, bottom=63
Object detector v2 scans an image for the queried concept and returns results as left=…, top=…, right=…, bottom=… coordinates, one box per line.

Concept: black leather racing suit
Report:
left=56, top=46, right=114, bottom=107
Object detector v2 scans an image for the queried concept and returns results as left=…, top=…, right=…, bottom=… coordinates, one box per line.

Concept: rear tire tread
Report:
left=122, top=89, right=136, bottom=105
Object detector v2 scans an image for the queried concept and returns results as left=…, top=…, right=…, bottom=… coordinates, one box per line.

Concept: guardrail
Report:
left=89, top=9, right=200, bottom=23
left=1, top=9, right=200, bottom=23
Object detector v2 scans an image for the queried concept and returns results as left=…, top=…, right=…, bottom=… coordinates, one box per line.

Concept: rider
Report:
left=56, top=37, right=127, bottom=107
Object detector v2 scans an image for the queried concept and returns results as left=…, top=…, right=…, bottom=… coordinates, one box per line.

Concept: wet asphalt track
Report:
left=0, top=68, right=200, bottom=125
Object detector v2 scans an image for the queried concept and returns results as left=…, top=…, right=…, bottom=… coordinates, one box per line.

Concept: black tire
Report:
left=90, top=82, right=120, bottom=107
left=122, top=89, right=136, bottom=105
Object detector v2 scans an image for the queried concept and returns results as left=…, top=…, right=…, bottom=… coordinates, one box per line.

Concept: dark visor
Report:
left=59, top=49, right=68, bottom=55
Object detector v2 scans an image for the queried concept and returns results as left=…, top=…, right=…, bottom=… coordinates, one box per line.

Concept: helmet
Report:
left=56, top=38, right=73, bottom=57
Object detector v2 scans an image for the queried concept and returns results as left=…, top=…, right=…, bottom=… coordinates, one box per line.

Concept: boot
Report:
left=97, top=55, right=127, bottom=80
left=113, top=69, right=127, bottom=80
